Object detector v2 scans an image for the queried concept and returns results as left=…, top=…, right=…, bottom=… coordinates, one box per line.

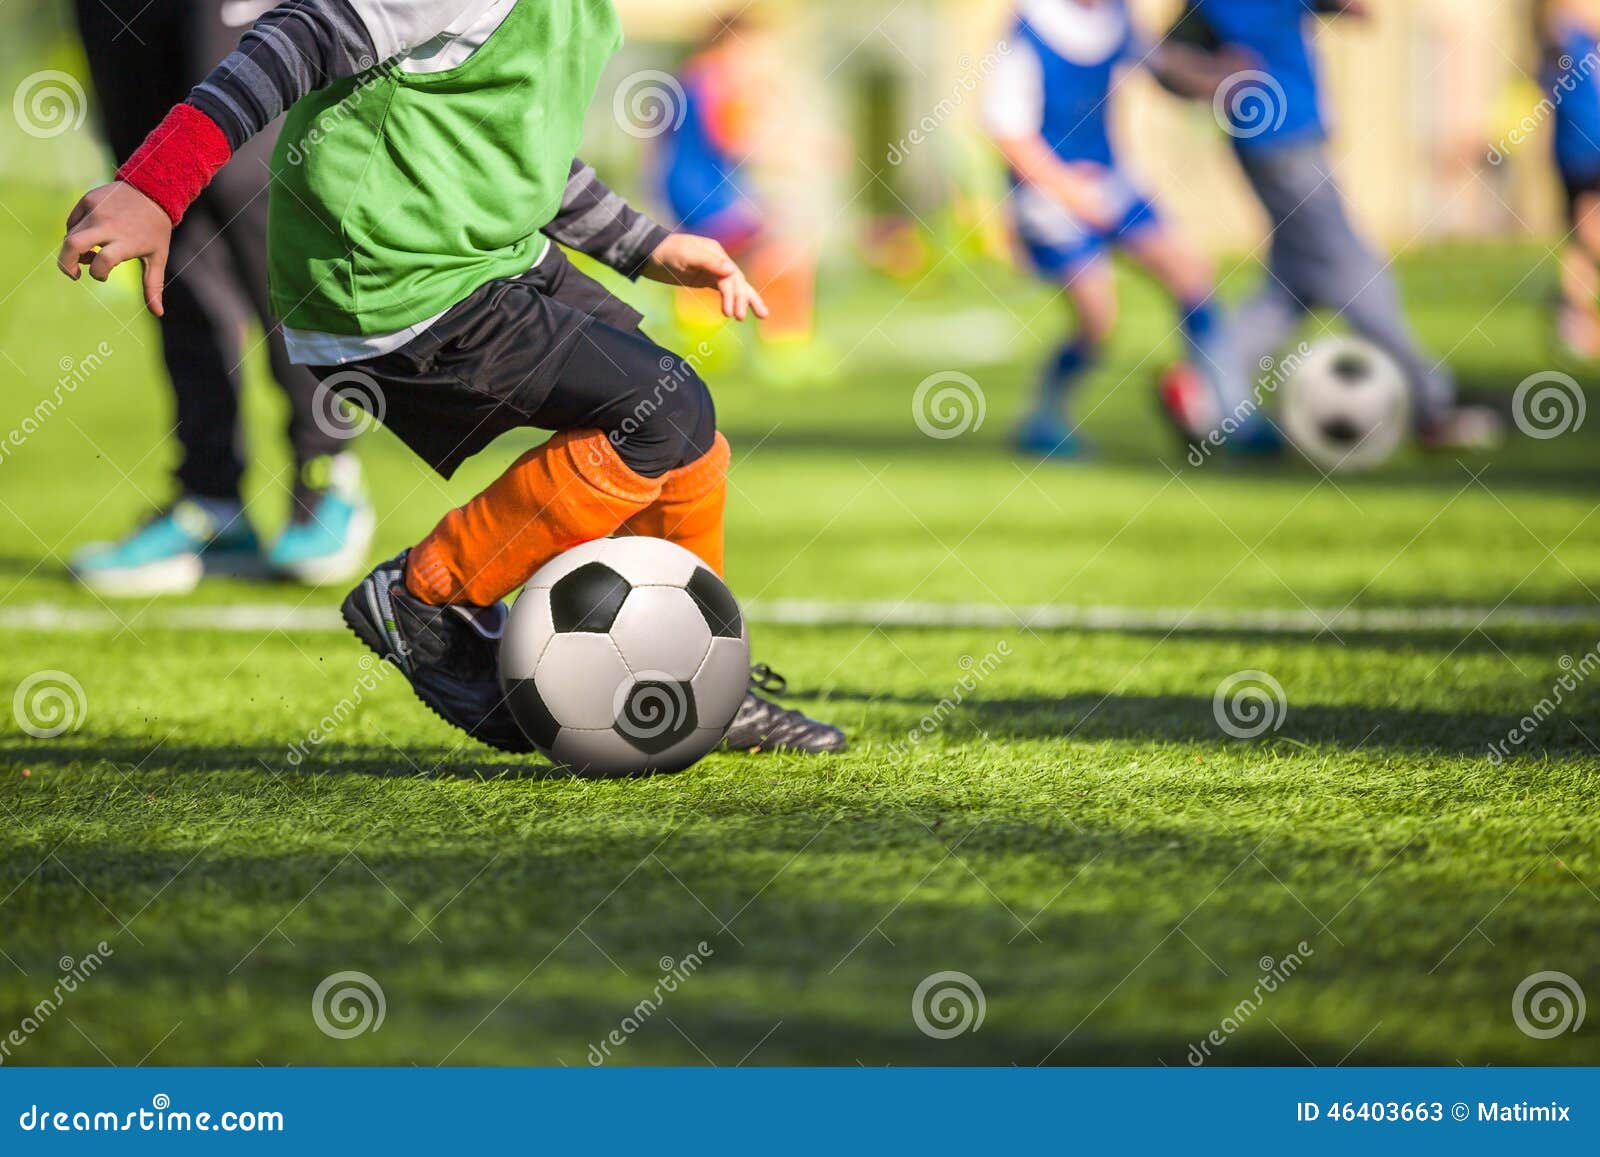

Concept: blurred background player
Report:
left=1163, top=0, right=1502, bottom=453
left=657, top=12, right=824, bottom=384
left=67, top=0, right=373, bottom=596
left=982, top=0, right=1236, bottom=460
left=1539, top=0, right=1600, bottom=360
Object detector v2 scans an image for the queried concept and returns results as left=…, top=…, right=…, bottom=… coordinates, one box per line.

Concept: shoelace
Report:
left=749, top=663, right=788, bottom=696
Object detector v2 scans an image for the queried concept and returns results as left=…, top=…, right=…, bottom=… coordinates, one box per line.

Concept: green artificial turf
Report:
left=1, top=177, right=1597, bottom=1066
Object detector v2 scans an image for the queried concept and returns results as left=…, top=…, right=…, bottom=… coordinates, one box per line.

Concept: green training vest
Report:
left=268, top=0, right=621, bottom=335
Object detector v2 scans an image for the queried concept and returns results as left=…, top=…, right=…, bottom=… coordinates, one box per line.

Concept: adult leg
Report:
left=1225, top=280, right=1309, bottom=418
left=1239, top=143, right=1457, bottom=420
left=68, top=0, right=261, bottom=595
left=199, top=132, right=376, bottom=584
left=160, top=207, right=256, bottom=501
left=189, top=0, right=347, bottom=500
left=74, top=0, right=253, bottom=504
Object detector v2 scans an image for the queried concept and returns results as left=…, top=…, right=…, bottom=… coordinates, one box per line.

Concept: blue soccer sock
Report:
left=1034, top=338, right=1097, bottom=415
left=1179, top=299, right=1219, bottom=368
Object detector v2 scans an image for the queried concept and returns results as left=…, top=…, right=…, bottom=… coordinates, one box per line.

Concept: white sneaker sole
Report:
left=71, top=552, right=203, bottom=598
left=274, top=505, right=377, bottom=587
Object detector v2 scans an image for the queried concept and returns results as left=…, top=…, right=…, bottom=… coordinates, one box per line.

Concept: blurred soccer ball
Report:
left=1281, top=337, right=1410, bottom=472
left=499, top=538, right=750, bottom=775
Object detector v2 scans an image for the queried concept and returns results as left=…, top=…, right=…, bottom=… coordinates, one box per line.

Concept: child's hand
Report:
left=643, top=233, right=769, bottom=322
left=1045, top=163, right=1120, bottom=232
left=57, top=182, right=172, bottom=316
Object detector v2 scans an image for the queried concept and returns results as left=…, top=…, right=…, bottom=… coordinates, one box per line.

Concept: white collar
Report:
left=1018, top=0, right=1127, bottom=65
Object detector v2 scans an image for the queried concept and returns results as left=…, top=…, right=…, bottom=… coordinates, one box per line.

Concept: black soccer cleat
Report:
left=340, top=551, right=534, bottom=754
left=720, top=664, right=848, bottom=755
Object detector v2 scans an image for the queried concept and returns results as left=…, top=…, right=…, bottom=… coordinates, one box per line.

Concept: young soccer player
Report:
left=57, top=0, right=845, bottom=757
left=983, top=0, right=1238, bottom=460
left=1167, top=0, right=1502, bottom=451
left=1540, top=0, right=1600, bottom=360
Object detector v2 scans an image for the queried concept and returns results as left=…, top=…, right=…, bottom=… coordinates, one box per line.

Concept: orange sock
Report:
left=619, top=433, right=730, bottom=575
left=406, top=429, right=662, bottom=606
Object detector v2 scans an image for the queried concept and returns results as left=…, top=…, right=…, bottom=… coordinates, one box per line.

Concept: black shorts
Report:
left=311, top=247, right=715, bottom=480
left=1562, top=168, right=1600, bottom=225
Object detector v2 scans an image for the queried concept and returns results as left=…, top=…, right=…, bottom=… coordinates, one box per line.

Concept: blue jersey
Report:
left=1193, top=0, right=1326, bottom=152
left=984, top=0, right=1141, bottom=168
left=1548, top=22, right=1600, bottom=179
left=985, top=2, right=1162, bottom=277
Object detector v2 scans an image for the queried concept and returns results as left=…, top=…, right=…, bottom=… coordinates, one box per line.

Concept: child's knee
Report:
left=611, top=356, right=717, bottom=478
left=672, top=368, right=718, bottom=466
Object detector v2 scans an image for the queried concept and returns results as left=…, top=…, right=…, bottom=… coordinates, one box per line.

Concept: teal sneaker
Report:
left=70, top=499, right=260, bottom=597
left=268, top=454, right=376, bottom=586
left=1013, top=409, right=1089, bottom=461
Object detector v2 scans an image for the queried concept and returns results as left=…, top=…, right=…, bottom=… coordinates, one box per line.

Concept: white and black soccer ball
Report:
left=1281, top=336, right=1410, bottom=472
left=499, top=537, right=750, bottom=775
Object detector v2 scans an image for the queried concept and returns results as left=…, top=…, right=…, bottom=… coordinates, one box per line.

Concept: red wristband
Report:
left=115, top=103, right=232, bottom=226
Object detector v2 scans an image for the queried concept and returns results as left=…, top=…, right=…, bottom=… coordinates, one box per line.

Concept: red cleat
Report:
left=1157, top=362, right=1220, bottom=444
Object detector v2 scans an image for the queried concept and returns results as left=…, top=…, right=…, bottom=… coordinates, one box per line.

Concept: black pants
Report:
left=73, top=0, right=342, bottom=501
left=313, top=247, right=716, bottom=481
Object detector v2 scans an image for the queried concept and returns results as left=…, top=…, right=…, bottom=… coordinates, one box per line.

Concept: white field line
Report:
left=2, top=600, right=1598, bottom=636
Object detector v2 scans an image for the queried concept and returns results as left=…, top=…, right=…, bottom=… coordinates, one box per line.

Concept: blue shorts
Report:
left=1560, top=164, right=1600, bottom=226
left=1009, top=174, right=1160, bottom=279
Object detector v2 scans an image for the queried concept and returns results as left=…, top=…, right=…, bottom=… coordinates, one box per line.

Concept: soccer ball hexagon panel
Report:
left=500, top=537, right=749, bottom=775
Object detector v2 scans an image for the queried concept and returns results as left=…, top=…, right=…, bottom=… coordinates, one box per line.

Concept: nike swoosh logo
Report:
left=221, top=0, right=279, bottom=28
